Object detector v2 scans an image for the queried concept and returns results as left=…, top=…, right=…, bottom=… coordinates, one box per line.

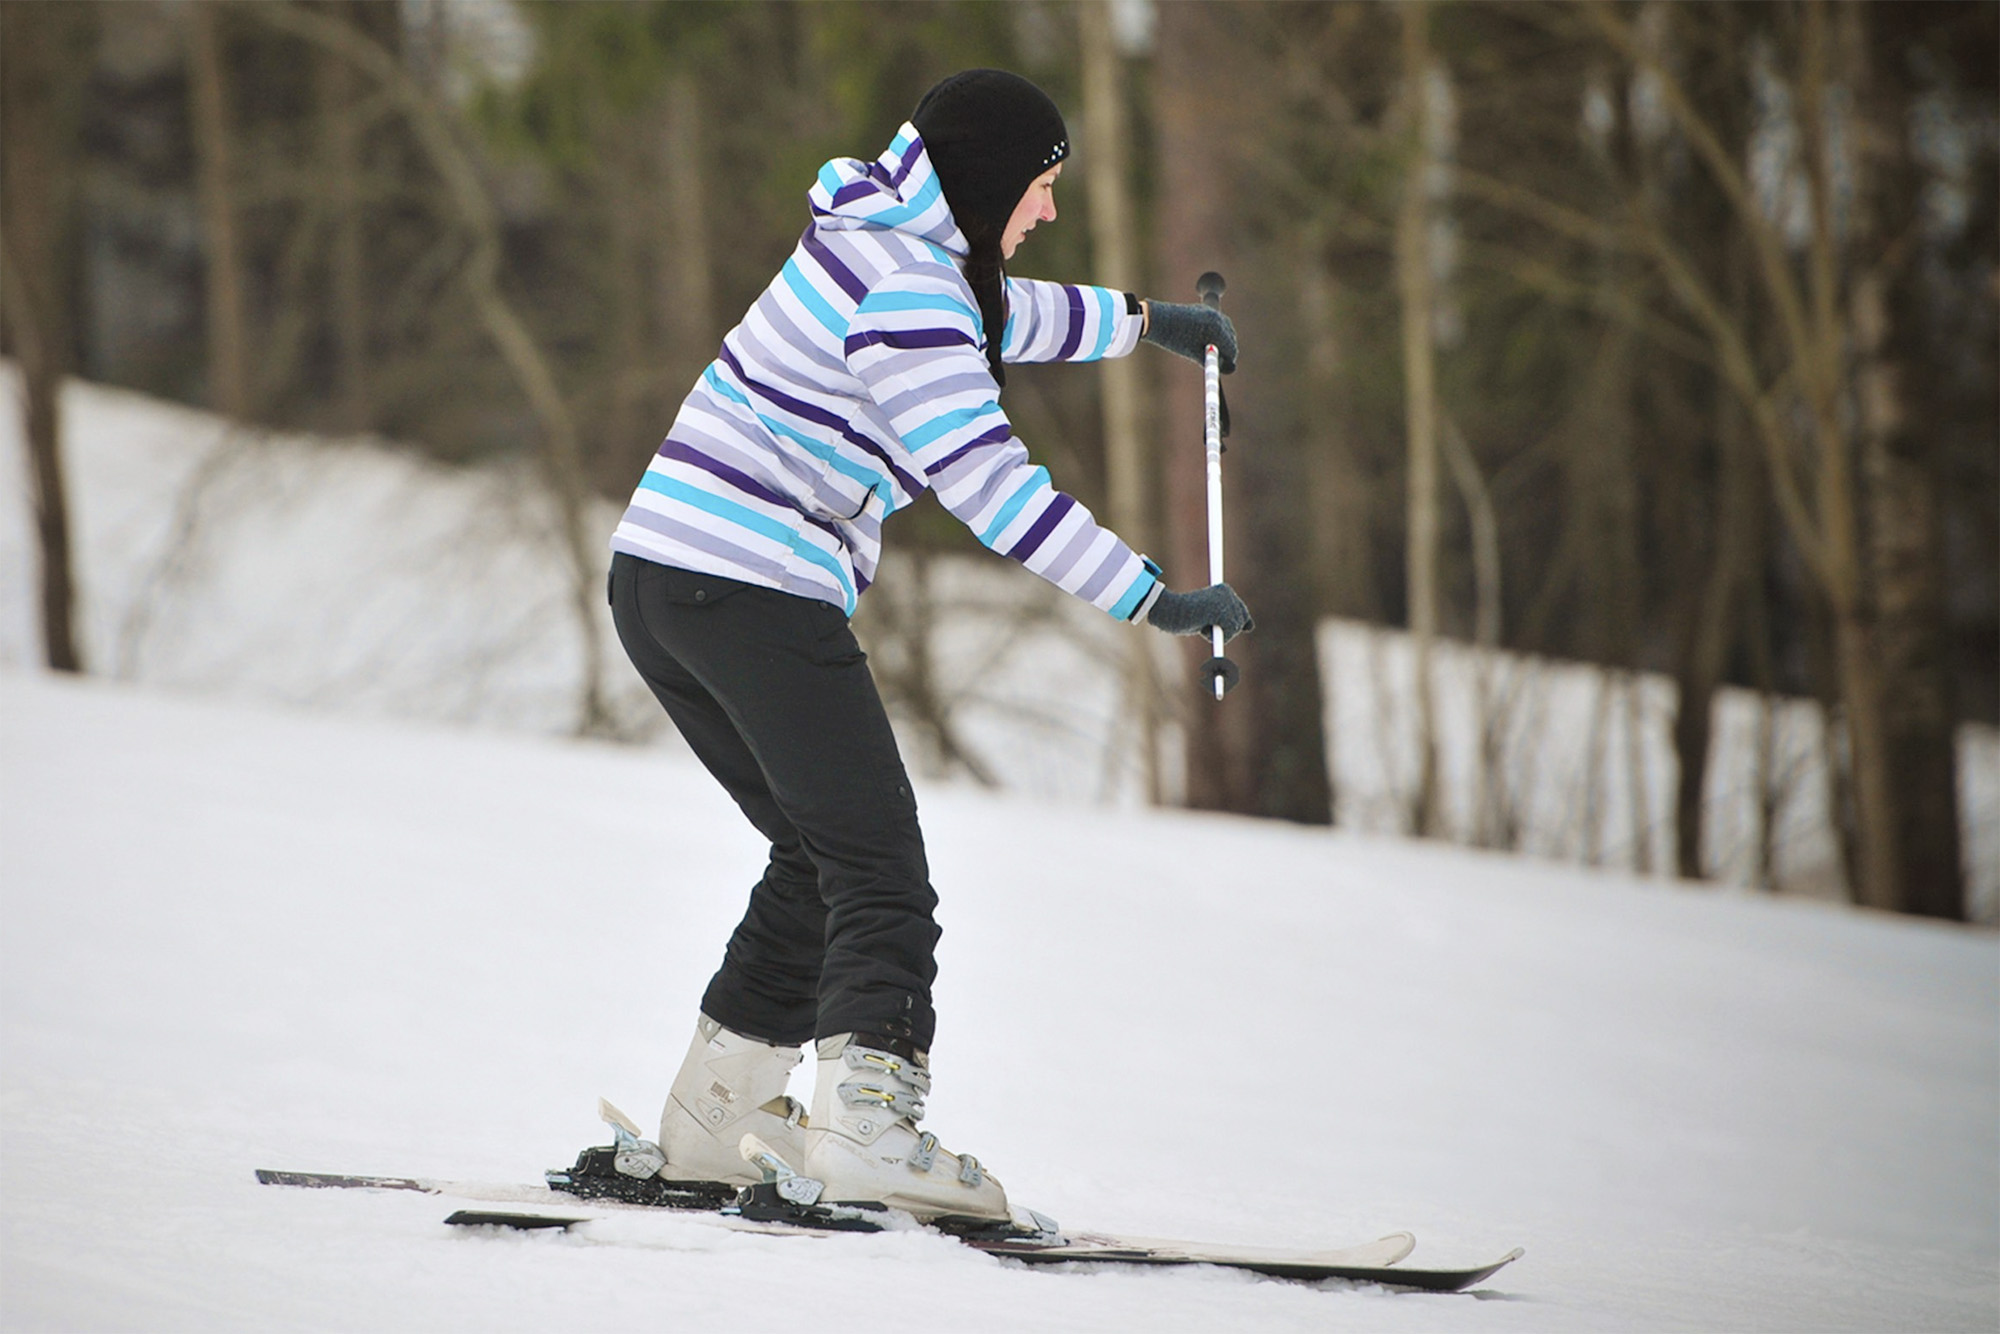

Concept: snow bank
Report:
left=1322, top=624, right=2000, bottom=918
left=0, top=368, right=653, bottom=735
left=1, top=366, right=1992, bottom=917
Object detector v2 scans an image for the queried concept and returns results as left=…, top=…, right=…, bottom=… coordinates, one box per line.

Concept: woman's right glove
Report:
left=1141, top=300, right=1238, bottom=373
left=1146, top=583, right=1254, bottom=642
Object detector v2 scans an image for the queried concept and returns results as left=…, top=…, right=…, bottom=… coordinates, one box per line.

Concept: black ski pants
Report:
left=609, top=552, right=939, bottom=1050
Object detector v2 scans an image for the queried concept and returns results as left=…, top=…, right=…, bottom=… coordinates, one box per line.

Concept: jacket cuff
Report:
left=1126, top=557, right=1166, bottom=623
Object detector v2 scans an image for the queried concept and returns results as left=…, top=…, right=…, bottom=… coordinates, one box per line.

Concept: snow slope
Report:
left=3, top=670, right=1995, bottom=1332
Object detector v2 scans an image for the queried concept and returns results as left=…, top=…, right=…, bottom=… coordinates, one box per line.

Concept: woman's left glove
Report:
left=1141, top=299, right=1238, bottom=373
left=1146, top=583, right=1254, bottom=642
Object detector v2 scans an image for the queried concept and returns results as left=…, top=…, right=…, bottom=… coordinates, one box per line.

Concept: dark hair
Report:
left=910, top=69, right=1071, bottom=390
left=959, top=215, right=1009, bottom=388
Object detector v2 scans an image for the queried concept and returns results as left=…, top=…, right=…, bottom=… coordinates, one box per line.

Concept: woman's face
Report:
left=1002, top=164, right=1062, bottom=260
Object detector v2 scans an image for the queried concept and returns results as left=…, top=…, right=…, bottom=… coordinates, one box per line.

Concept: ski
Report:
left=257, top=1102, right=1523, bottom=1293
left=258, top=1163, right=1520, bottom=1292
left=436, top=1201, right=1521, bottom=1291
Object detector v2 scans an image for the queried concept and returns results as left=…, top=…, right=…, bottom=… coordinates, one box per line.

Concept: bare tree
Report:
left=1442, top=412, right=1505, bottom=845
left=0, top=0, right=96, bottom=673
left=314, top=0, right=375, bottom=434
left=1582, top=0, right=1964, bottom=914
left=250, top=0, right=611, bottom=735
left=1395, top=0, right=1444, bottom=836
left=657, top=70, right=715, bottom=404
left=1449, top=2, right=1977, bottom=914
left=1844, top=0, right=1970, bottom=917
left=186, top=0, right=252, bottom=420
left=1155, top=1, right=1332, bottom=825
left=1079, top=0, right=1164, bottom=804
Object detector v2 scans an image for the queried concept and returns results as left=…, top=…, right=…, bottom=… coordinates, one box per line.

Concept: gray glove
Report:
left=1147, top=583, right=1254, bottom=642
left=1142, top=300, right=1238, bottom=373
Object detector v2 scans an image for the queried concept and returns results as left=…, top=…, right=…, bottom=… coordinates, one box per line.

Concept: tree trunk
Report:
left=1154, top=0, right=1330, bottom=824
left=1297, top=225, right=1371, bottom=830
left=601, top=135, right=647, bottom=492
left=1794, top=0, right=1903, bottom=912
left=1442, top=412, right=1502, bottom=846
left=316, top=0, right=372, bottom=433
left=1079, top=0, right=1163, bottom=804
left=1297, top=227, right=1375, bottom=629
left=1846, top=1, right=1966, bottom=918
left=1671, top=398, right=1752, bottom=881
left=659, top=70, right=714, bottom=388
left=187, top=0, right=251, bottom=420
left=1395, top=0, right=1442, bottom=837
left=1660, top=18, right=1756, bottom=885
left=0, top=1, right=95, bottom=673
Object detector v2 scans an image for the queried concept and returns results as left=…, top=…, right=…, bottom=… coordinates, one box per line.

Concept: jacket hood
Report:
left=809, top=122, right=968, bottom=258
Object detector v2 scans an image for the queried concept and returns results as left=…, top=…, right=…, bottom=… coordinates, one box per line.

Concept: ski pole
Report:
left=1197, top=271, right=1234, bottom=701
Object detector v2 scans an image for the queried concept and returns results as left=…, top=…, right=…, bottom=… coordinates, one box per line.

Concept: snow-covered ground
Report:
left=3, top=668, right=1996, bottom=1332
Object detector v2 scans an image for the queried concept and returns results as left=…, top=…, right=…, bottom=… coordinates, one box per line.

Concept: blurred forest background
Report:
left=3, top=0, right=1994, bottom=920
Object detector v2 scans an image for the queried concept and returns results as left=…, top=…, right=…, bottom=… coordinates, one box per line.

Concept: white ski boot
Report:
left=657, top=1014, right=806, bottom=1185
left=801, top=1033, right=1009, bottom=1221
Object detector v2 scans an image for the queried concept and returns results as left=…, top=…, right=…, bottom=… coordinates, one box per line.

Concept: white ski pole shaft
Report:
left=1196, top=271, right=1232, bottom=701
left=1204, top=350, right=1225, bottom=691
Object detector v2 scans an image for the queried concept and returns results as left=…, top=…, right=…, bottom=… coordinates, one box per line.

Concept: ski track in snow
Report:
left=3, top=670, right=1996, bottom=1332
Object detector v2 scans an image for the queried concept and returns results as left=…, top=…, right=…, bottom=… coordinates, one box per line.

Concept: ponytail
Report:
left=961, top=217, right=1009, bottom=389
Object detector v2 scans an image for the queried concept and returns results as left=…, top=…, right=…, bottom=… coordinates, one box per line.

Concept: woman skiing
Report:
left=607, top=69, right=1251, bottom=1222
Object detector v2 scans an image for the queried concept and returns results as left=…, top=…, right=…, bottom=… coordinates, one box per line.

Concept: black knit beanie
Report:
left=912, top=69, right=1071, bottom=234
left=911, top=70, right=1069, bottom=388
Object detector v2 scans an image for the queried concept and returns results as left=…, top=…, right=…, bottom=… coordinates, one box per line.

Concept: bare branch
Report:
left=1634, top=218, right=1831, bottom=584
left=243, top=0, right=610, bottom=732
left=1580, top=0, right=1823, bottom=399
left=1460, top=243, right=1714, bottom=365
left=1454, top=164, right=1632, bottom=252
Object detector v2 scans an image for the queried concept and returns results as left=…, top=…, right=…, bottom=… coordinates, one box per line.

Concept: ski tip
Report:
left=1457, top=1247, right=1526, bottom=1290
left=1377, top=1230, right=1418, bottom=1264
left=1427, top=1247, right=1525, bottom=1292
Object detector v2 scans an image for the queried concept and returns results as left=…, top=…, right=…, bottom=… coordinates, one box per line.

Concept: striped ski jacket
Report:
left=609, top=122, right=1163, bottom=623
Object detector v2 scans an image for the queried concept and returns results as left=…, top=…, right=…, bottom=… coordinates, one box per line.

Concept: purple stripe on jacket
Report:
left=927, top=423, right=1014, bottom=477
left=888, top=136, right=924, bottom=188
left=714, top=344, right=926, bottom=498
left=800, top=226, right=869, bottom=303
left=656, top=437, right=846, bottom=545
left=846, top=328, right=978, bottom=355
left=831, top=178, right=877, bottom=209
left=1055, top=286, right=1087, bottom=361
left=1005, top=491, right=1076, bottom=563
